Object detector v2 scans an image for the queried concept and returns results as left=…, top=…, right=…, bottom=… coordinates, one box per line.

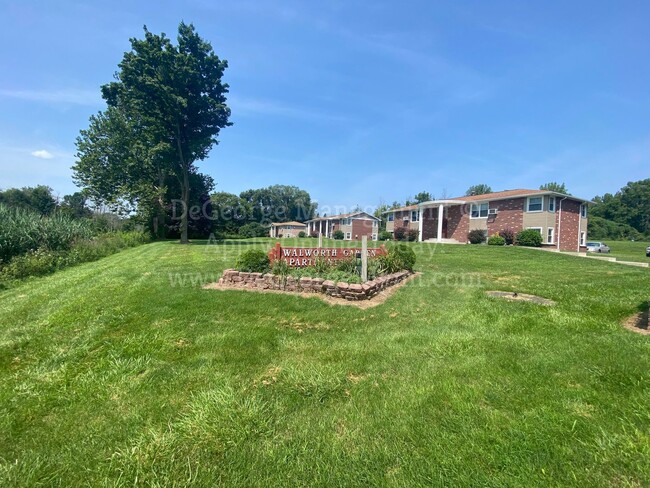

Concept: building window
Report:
left=411, top=210, right=419, bottom=222
left=580, top=231, right=586, bottom=246
left=387, top=213, right=394, bottom=222
left=548, top=197, right=555, bottom=212
left=527, top=196, right=543, bottom=212
left=345, top=232, right=352, bottom=240
left=340, top=218, right=352, bottom=225
left=371, top=234, right=377, bottom=241
left=580, top=204, right=587, bottom=218
left=527, top=227, right=543, bottom=235
left=471, top=203, right=489, bottom=218
left=547, top=227, right=554, bottom=244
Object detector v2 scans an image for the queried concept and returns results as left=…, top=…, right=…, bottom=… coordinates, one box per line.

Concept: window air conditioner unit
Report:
left=488, top=208, right=498, bottom=215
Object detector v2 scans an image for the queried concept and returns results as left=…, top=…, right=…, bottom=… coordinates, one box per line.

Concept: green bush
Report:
left=487, top=234, right=506, bottom=246
left=335, top=257, right=358, bottom=274
left=234, top=249, right=270, bottom=273
left=407, top=229, right=419, bottom=242
left=393, top=227, right=408, bottom=241
left=378, top=230, right=392, bottom=241
left=298, top=231, right=306, bottom=238
left=588, top=216, right=642, bottom=240
left=333, top=230, right=344, bottom=240
left=516, top=229, right=543, bottom=247
left=0, top=231, right=149, bottom=283
left=380, top=244, right=416, bottom=272
left=467, top=229, right=486, bottom=244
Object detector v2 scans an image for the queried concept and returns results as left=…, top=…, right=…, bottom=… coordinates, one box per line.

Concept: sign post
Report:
left=361, top=236, right=368, bottom=282
left=318, top=234, right=323, bottom=248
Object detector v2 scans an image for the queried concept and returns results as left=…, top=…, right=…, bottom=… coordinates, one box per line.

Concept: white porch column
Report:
left=437, top=204, right=444, bottom=243
left=326, top=220, right=330, bottom=238
left=418, top=206, right=424, bottom=242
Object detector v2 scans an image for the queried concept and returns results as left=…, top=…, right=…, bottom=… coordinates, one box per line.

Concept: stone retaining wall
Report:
left=218, top=269, right=412, bottom=301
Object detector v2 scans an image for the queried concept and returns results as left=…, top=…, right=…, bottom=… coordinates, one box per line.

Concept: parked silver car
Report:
left=586, top=242, right=610, bottom=253
left=646, top=246, right=650, bottom=257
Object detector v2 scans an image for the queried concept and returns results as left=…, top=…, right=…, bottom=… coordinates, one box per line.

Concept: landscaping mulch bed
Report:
left=203, top=272, right=421, bottom=309
left=622, top=306, right=650, bottom=335
left=485, top=290, right=556, bottom=306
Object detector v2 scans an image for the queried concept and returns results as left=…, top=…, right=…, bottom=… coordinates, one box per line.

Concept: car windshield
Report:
left=586, top=242, right=598, bottom=246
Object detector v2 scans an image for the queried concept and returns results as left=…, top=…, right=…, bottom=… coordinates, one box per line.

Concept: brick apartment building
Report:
left=269, top=221, right=307, bottom=238
left=305, top=211, right=380, bottom=241
left=384, top=189, right=591, bottom=251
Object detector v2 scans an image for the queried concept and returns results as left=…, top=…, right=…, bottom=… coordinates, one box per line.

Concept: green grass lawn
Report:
left=590, top=239, right=650, bottom=264
left=1, top=238, right=649, bottom=486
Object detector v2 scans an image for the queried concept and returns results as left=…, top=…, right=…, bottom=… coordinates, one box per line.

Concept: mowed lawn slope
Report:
left=1, top=239, right=649, bottom=486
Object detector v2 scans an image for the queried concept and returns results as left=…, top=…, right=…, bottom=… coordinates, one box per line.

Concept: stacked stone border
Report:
left=218, top=269, right=412, bottom=301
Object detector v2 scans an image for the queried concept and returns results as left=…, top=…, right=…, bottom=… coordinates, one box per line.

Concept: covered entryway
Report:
left=417, top=200, right=466, bottom=243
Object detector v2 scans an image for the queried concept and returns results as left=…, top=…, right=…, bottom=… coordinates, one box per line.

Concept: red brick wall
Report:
left=421, top=207, right=438, bottom=240
left=557, top=199, right=583, bottom=251
left=419, top=206, right=470, bottom=241
left=351, top=219, right=375, bottom=240
left=486, top=197, right=525, bottom=236
left=392, top=210, right=412, bottom=231
left=446, top=205, right=469, bottom=241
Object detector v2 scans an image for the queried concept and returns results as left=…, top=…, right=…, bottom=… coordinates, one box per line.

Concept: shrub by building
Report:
left=499, top=228, right=515, bottom=245
left=487, top=234, right=506, bottom=246
left=516, top=228, right=543, bottom=247
left=467, top=229, right=486, bottom=244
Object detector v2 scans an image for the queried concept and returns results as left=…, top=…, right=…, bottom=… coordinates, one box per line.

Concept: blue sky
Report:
left=1, top=0, right=649, bottom=211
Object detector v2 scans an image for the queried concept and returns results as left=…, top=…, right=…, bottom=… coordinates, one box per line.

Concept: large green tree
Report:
left=591, top=179, right=650, bottom=235
left=465, top=184, right=492, bottom=196
left=239, top=185, right=316, bottom=224
left=413, top=191, right=433, bottom=203
left=0, top=185, right=57, bottom=215
left=59, top=192, right=93, bottom=219
left=76, top=22, right=231, bottom=243
left=210, top=191, right=250, bottom=235
left=540, top=182, right=569, bottom=194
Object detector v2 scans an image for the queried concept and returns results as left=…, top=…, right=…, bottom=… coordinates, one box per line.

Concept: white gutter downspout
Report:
left=418, top=205, right=424, bottom=242
left=577, top=207, right=582, bottom=253
left=557, top=197, right=568, bottom=251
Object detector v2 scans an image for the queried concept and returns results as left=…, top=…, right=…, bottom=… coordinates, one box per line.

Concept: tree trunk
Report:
left=180, top=166, right=190, bottom=244
left=175, top=125, right=190, bottom=244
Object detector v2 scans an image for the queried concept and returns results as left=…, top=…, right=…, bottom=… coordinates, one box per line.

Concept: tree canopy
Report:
left=413, top=191, right=433, bottom=203
left=74, top=22, right=231, bottom=242
left=209, top=185, right=315, bottom=237
left=0, top=185, right=57, bottom=215
left=465, top=184, right=492, bottom=196
left=540, top=182, right=569, bottom=194
left=590, top=179, right=650, bottom=236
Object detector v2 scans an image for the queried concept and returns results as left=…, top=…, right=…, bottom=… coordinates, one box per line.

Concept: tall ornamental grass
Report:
left=0, top=204, right=95, bottom=263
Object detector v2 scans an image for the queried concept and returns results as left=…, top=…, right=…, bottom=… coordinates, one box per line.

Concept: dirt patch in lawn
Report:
left=622, top=307, right=650, bottom=335
left=486, top=291, right=556, bottom=306
left=203, top=272, right=421, bottom=309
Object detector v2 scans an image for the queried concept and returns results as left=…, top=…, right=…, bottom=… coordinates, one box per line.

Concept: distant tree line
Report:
left=589, top=179, right=650, bottom=240
left=211, top=185, right=316, bottom=238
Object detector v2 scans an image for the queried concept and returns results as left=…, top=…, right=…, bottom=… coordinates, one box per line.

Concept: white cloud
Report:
left=31, top=149, right=54, bottom=159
